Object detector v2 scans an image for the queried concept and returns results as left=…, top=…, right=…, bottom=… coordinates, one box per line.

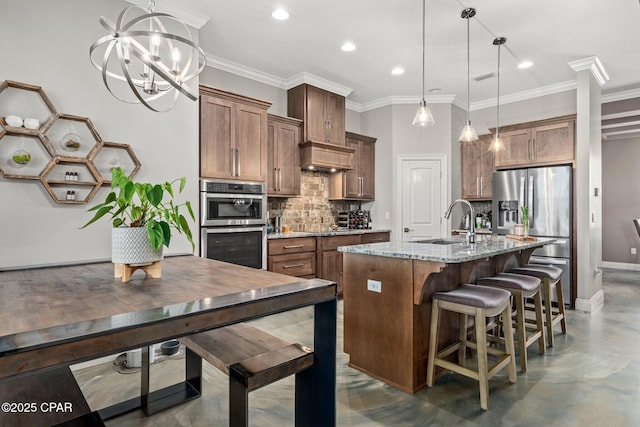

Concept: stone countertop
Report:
left=337, top=235, right=555, bottom=263
left=267, top=229, right=392, bottom=239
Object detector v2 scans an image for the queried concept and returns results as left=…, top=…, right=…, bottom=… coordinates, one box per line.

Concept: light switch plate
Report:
left=367, top=279, right=382, bottom=293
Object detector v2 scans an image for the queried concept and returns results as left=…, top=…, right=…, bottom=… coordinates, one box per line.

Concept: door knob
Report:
left=404, top=227, right=414, bottom=232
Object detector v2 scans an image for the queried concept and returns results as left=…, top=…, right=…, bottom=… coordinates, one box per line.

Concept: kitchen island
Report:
left=338, top=235, right=553, bottom=393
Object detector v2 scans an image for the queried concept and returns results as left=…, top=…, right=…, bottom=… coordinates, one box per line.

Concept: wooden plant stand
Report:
left=114, top=261, right=162, bottom=283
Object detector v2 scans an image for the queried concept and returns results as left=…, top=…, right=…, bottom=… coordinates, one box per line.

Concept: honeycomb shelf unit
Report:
left=0, top=80, right=142, bottom=204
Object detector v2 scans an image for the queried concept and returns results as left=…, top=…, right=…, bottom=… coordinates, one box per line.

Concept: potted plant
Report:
left=82, top=168, right=195, bottom=266
left=520, top=205, right=529, bottom=236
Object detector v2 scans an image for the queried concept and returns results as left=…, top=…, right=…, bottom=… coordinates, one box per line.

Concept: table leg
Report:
left=295, top=298, right=336, bottom=427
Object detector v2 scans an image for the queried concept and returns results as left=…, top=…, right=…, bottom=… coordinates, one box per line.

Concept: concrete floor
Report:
left=73, top=269, right=640, bottom=426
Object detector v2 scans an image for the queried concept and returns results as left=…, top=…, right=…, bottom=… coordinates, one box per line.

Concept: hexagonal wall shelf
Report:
left=0, top=133, right=52, bottom=179
left=40, top=156, right=102, bottom=204
left=0, top=80, right=142, bottom=204
left=90, top=141, right=141, bottom=184
left=43, top=113, right=102, bottom=158
left=0, top=80, right=57, bottom=135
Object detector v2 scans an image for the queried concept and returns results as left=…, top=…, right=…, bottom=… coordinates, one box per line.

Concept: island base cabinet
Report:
left=343, top=253, right=467, bottom=393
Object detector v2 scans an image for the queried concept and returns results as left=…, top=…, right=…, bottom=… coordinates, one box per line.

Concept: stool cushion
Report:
left=432, top=284, right=511, bottom=309
left=476, top=273, right=541, bottom=292
left=508, top=264, right=562, bottom=280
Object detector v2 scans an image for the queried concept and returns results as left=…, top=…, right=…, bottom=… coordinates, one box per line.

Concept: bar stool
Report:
left=476, top=273, right=545, bottom=372
left=427, top=284, right=516, bottom=410
left=508, top=264, right=567, bottom=347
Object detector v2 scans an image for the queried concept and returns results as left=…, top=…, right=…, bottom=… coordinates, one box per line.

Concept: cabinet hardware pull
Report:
left=278, top=168, right=282, bottom=191
left=480, top=177, right=483, bottom=196
left=231, top=150, right=236, bottom=177
left=235, top=148, right=240, bottom=177
left=284, top=245, right=304, bottom=249
left=283, top=264, right=304, bottom=269
left=476, top=177, right=480, bottom=196
left=273, top=167, right=278, bottom=191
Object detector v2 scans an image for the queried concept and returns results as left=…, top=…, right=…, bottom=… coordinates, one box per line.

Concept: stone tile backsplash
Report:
left=267, top=171, right=355, bottom=232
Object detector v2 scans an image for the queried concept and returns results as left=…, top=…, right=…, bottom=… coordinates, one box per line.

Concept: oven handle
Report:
left=202, top=226, right=266, bottom=234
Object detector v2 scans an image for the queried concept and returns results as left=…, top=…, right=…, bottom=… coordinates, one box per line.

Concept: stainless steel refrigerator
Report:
left=492, top=165, right=572, bottom=305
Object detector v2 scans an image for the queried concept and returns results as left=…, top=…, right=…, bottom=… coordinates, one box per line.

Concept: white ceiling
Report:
left=145, top=0, right=640, bottom=121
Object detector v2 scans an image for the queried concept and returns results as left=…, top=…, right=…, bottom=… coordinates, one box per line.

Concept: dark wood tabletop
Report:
left=0, top=255, right=338, bottom=426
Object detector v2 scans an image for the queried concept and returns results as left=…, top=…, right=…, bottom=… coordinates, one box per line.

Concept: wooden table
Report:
left=339, top=235, right=553, bottom=393
left=0, top=255, right=337, bottom=426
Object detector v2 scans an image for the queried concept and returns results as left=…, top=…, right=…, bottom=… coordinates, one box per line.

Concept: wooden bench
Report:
left=180, top=323, right=314, bottom=427
left=0, top=366, right=105, bottom=427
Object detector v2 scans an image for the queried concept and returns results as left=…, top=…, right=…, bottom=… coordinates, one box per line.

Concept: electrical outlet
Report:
left=632, top=248, right=637, bottom=255
left=384, top=211, right=390, bottom=220
left=367, top=279, right=382, bottom=293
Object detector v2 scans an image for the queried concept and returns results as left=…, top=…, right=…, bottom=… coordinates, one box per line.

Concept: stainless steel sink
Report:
left=414, top=239, right=462, bottom=245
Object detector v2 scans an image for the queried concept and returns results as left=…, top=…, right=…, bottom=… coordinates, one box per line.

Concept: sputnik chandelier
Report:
left=89, top=0, right=206, bottom=112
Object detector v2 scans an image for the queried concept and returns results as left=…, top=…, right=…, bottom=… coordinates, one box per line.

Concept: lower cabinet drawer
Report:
left=268, top=252, right=316, bottom=277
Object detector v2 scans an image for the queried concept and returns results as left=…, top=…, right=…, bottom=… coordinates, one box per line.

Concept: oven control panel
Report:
left=200, top=179, right=265, bottom=195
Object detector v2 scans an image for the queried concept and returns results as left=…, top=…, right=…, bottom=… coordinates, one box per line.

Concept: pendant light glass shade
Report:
left=459, top=121, right=479, bottom=142
left=489, top=37, right=506, bottom=152
left=413, top=99, right=435, bottom=126
left=413, top=0, right=435, bottom=127
left=459, top=8, right=478, bottom=142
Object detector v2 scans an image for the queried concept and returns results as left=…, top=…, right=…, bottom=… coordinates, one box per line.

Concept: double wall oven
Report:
left=200, top=179, right=267, bottom=269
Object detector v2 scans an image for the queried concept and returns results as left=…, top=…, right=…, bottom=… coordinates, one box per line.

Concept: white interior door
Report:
left=400, top=158, right=443, bottom=242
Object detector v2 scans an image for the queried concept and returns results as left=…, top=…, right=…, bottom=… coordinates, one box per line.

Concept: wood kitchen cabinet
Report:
left=318, top=235, right=361, bottom=294
left=267, top=114, right=302, bottom=197
left=460, top=134, right=494, bottom=200
left=329, top=132, right=376, bottom=200
left=267, top=237, right=317, bottom=279
left=287, top=84, right=346, bottom=146
left=493, top=115, right=576, bottom=168
left=200, top=85, right=271, bottom=182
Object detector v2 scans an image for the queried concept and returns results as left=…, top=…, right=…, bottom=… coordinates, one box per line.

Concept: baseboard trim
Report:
left=575, top=289, right=604, bottom=313
left=601, top=261, right=640, bottom=271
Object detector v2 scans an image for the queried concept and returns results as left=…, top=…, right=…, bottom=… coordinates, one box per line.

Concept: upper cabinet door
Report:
left=305, top=85, right=327, bottom=143
left=532, top=121, right=574, bottom=164
left=235, top=103, right=267, bottom=182
left=359, top=139, right=375, bottom=199
left=200, top=95, right=235, bottom=179
left=324, top=91, right=346, bottom=146
left=275, top=119, right=301, bottom=196
left=494, top=128, right=532, bottom=168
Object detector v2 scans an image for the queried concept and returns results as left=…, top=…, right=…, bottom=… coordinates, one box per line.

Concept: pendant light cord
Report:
left=496, top=41, right=501, bottom=135
left=421, top=0, right=425, bottom=102
left=466, top=13, right=470, bottom=121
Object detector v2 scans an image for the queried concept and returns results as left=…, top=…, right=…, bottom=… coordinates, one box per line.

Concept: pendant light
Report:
left=459, top=8, right=478, bottom=142
left=488, top=37, right=507, bottom=152
left=412, top=0, right=435, bottom=127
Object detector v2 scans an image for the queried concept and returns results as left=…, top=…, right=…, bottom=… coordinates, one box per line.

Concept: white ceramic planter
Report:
left=112, top=227, right=163, bottom=264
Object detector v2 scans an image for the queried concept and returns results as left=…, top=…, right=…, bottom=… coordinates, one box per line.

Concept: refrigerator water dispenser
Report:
left=497, top=200, right=519, bottom=228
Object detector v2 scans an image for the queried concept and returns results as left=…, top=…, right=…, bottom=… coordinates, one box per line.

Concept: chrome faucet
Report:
left=444, top=199, right=475, bottom=243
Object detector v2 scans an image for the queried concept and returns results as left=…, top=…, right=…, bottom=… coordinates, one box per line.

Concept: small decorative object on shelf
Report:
left=65, top=190, right=76, bottom=201
left=11, top=149, right=31, bottom=166
left=23, top=117, right=40, bottom=129
left=4, top=115, right=23, bottom=127
left=61, top=132, right=81, bottom=151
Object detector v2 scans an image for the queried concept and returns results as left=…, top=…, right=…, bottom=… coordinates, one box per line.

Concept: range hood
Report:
left=299, top=141, right=355, bottom=172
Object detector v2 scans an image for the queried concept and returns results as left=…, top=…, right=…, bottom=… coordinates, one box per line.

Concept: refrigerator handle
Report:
left=519, top=176, right=526, bottom=222
left=528, top=178, right=534, bottom=228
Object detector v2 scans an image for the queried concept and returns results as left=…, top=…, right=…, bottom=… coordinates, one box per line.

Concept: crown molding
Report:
left=202, top=52, right=639, bottom=114
left=204, top=53, right=286, bottom=88
left=283, top=72, right=353, bottom=97
left=125, top=0, right=210, bottom=29
left=471, top=80, right=577, bottom=111
left=602, top=87, right=640, bottom=103
left=568, top=56, right=610, bottom=86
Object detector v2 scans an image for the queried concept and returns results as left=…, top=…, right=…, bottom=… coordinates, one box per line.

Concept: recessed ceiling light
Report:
left=391, top=67, right=404, bottom=75
left=429, top=88, right=442, bottom=93
left=341, top=42, right=356, bottom=52
left=518, top=60, right=533, bottom=69
left=271, top=9, right=290, bottom=20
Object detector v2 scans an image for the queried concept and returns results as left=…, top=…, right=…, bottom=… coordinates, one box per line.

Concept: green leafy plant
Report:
left=82, top=168, right=195, bottom=251
left=521, top=205, right=529, bottom=228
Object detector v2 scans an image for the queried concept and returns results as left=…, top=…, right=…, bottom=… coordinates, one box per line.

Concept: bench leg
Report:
left=229, top=374, right=250, bottom=427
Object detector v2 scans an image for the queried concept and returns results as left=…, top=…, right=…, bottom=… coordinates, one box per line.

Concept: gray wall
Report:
left=602, top=135, right=640, bottom=263
left=0, top=0, right=199, bottom=269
